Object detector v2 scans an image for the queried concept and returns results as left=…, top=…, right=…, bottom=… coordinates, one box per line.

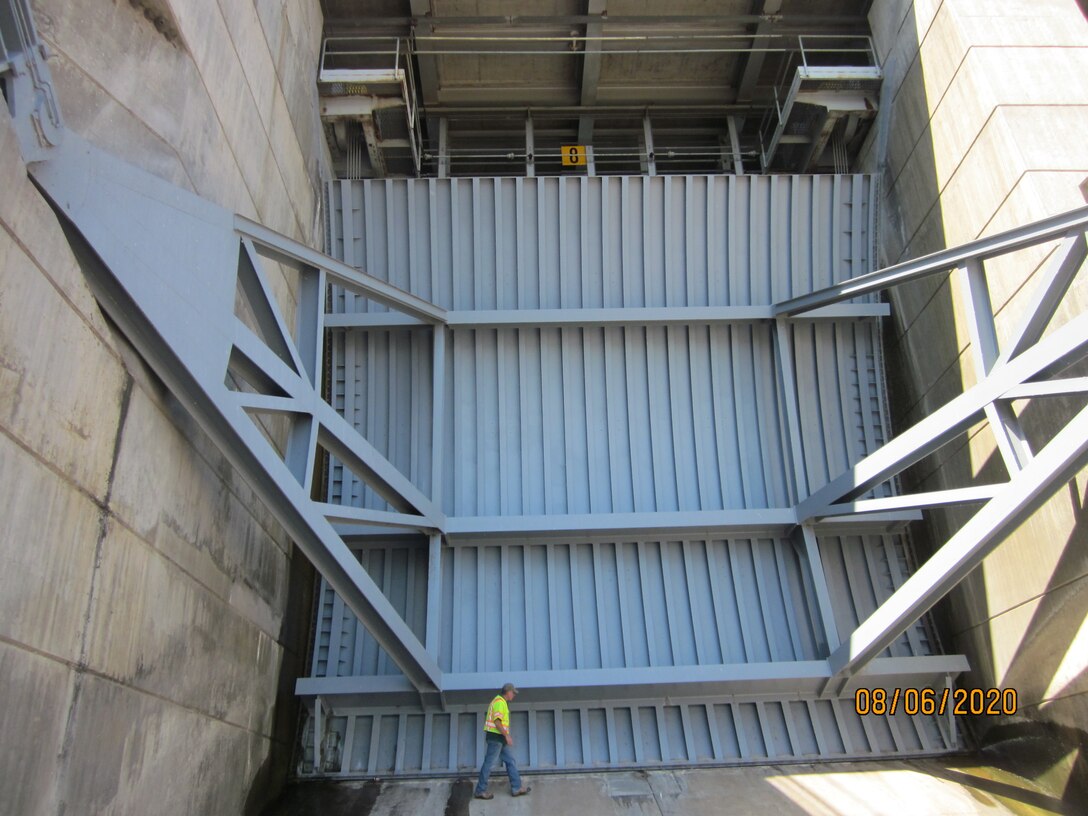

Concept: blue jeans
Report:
left=475, top=737, right=521, bottom=794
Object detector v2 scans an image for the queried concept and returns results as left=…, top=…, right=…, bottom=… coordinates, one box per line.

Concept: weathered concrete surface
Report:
left=33, top=0, right=328, bottom=346
left=862, top=0, right=1088, bottom=787
left=262, top=761, right=1063, bottom=816
left=0, top=1, right=326, bottom=813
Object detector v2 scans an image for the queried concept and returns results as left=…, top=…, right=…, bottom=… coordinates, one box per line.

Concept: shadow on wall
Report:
left=965, top=387, right=1088, bottom=810
left=867, top=0, right=1088, bottom=809
left=869, top=0, right=957, bottom=672
left=243, top=545, right=318, bottom=816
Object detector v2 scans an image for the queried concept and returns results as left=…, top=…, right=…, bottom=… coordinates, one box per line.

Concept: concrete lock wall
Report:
left=862, top=0, right=1088, bottom=772
left=0, top=1, right=327, bottom=814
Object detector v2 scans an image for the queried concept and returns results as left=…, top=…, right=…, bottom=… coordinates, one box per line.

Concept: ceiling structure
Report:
left=318, top=0, right=878, bottom=177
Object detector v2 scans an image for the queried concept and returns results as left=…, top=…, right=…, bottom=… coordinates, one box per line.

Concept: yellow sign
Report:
left=561, top=144, right=587, bottom=166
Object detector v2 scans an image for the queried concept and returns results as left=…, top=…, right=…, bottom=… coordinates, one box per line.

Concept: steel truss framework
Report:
left=6, top=24, right=1088, bottom=773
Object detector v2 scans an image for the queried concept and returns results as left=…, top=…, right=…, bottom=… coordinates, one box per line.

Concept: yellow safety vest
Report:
left=484, top=695, right=509, bottom=735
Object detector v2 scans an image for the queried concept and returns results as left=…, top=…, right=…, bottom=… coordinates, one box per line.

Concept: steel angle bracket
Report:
left=28, top=134, right=444, bottom=694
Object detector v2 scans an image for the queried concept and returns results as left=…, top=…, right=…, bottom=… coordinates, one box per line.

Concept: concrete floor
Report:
left=263, top=759, right=1071, bottom=816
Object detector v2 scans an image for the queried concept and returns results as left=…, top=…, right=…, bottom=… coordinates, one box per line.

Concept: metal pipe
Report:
left=411, top=33, right=871, bottom=42
left=418, top=104, right=771, bottom=115
left=325, top=13, right=870, bottom=27
left=412, top=47, right=802, bottom=55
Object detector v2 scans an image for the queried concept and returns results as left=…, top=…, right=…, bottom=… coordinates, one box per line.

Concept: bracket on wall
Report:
left=26, top=127, right=448, bottom=696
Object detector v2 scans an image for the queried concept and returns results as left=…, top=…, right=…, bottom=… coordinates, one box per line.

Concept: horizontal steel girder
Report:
left=329, top=508, right=919, bottom=541
left=444, top=510, right=798, bottom=539
left=441, top=509, right=921, bottom=541
left=323, top=303, right=890, bottom=330
left=295, top=654, right=970, bottom=708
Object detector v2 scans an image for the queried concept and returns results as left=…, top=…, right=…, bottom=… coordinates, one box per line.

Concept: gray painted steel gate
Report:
left=298, top=175, right=961, bottom=777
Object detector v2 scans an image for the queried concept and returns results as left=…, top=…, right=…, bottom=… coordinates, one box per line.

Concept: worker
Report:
left=473, top=682, right=531, bottom=799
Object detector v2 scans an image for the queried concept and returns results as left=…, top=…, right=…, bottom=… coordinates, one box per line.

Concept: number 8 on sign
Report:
left=561, top=145, right=587, bottom=166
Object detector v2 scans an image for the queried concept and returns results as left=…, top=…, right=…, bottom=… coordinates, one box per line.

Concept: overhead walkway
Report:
left=757, top=36, right=883, bottom=173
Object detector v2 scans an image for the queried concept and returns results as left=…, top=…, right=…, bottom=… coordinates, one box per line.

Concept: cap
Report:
left=502, top=682, right=518, bottom=695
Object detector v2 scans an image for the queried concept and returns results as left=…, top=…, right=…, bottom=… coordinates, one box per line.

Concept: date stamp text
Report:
left=854, top=687, right=1017, bottom=716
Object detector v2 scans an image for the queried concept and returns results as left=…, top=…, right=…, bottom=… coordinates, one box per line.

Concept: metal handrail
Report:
left=320, top=35, right=408, bottom=76
left=797, top=34, right=878, bottom=68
